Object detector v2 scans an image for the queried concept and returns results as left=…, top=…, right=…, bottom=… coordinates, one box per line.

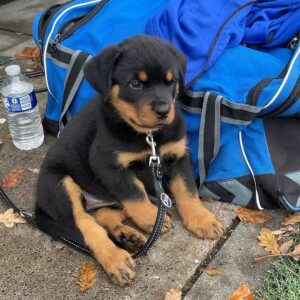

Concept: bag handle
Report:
left=59, top=51, right=91, bottom=134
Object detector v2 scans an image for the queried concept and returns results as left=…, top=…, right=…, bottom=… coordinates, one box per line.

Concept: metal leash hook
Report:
left=145, top=132, right=172, bottom=208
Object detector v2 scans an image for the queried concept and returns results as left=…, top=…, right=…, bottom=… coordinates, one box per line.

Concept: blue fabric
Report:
left=243, top=0, right=300, bottom=47
left=146, top=0, right=253, bottom=84
left=146, top=0, right=300, bottom=84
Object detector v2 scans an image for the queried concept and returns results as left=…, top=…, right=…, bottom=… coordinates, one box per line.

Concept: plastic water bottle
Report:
left=1, top=65, right=44, bottom=150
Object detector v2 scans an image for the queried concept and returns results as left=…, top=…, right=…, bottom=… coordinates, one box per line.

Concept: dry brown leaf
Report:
left=291, top=244, right=300, bottom=261
left=76, top=262, right=97, bottom=292
left=279, top=240, right=293, bottom=254
left=236, top=207, right=273, bottom=225
left=27, top=168, right=40, bottom=174
left=164, top=288, right=182, bottom=300
left=23, top=47, right=34, bottom=55
left=2, top=169, right=24, bottom=188
left=229, top=283, right=254, bottom=300
left=283, top=212, right=300, bottom=226
left=15, top=53, right=32, bottom=60
left=202, top=267, right=222, bottom=276
left=0, top=208, right=26, bottom=228
left=257, top=228, right=280, bottom=255
left=31, top=47, right=41, bottom=59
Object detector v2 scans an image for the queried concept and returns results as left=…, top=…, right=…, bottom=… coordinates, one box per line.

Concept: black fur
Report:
left=35, top=35, right=196, bottom=245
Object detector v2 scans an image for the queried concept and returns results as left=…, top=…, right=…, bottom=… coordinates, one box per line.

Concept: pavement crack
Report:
left=181, top=217, right=240, bottom=298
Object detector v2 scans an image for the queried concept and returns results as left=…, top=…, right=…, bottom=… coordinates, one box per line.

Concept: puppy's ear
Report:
left=167, top=45, right=187, bottom=92
left=84, top=45, right=121, bottom=100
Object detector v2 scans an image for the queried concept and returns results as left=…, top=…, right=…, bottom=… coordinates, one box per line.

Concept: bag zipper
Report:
left=247, top=33, right=300, bottom=107
left=51, top=0, right=109, bottom=52
left=186, top=0, right=256, bottom=88
left=261, top=75, right=300, bottom=118
left=38, top=1, right=72, bottom=48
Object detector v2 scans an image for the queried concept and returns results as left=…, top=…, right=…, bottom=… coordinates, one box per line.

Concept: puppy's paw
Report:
left=102, top=248, right=136, bottom=286
left=113, top=224, right=147, bottom=253
left=145, top=210, right=174, bottom=234
left=183, top=205, right=224, bottom=240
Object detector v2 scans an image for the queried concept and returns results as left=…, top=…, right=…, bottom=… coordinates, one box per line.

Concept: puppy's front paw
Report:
left=183, top=205, right=224, bottom=240
left=113, top=224, right=147, bottom=253
left=101, top=248, right=136, bottom=286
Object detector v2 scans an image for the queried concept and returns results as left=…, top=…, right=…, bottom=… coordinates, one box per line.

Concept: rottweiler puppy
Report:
left=36, top=35, right=224, bottom=286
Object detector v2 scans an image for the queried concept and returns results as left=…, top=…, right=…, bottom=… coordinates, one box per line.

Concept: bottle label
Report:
left=3, top=91, right=37, bottom=113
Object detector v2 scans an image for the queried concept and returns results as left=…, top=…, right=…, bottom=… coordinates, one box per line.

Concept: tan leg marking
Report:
left=93, top=208, right=147, bottom=253
left=122, top=178, right=173, bottom=233
left=169, top=176, right=224, bottom=239
left=63, top=176, right=136, bottom=286
left=114, top=150, right=151, bottom=168
left=159, top=137, right=187, bottom=159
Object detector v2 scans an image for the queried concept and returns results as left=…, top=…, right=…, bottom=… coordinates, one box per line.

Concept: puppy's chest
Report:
left=114, top=137, right=187, bottom=168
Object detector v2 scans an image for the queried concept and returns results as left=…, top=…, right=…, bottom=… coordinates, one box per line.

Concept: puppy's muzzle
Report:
left=153, top=101, right=170, bottom=119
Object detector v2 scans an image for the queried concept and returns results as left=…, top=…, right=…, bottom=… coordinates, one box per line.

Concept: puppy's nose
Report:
left=153, top=101, right=170, bottom=119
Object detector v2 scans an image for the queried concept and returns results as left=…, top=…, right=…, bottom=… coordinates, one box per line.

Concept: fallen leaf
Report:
left=15, top=47, right=40, bottom=60
left=257, top=228, right=280, bottom=254
left=283, top=212, right=300, bottom=226
left=76, top=262, right=97, bottom=292
left=5, top=132, right=12, bottom=140
left=279, top=240, right=293, bottom=254
left=0, top=208, right=26, bottom=228
left=229, top=283, right=254, bottom=300
left=236, top=207, right=273, bottom=225
left=15, top=53, right=32, bottom=60
left=2, top=169, right=24, bottom=188
left=0, top=139, right=3, bottom=146
left=27, top=168, right=40, bottom=174
left=31, top=47, right=41, bottom=59
left=23, top=47, right=34, bottom=55
left=202, top=267, right=222, bottom=276
left=291, top=244, right=300, bottom=261
left=164, top=288, right=182, bottom=300
left=272, top=226, right=294, bottom=236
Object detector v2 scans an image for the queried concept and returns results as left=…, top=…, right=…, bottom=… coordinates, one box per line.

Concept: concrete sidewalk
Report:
left=0, top=1, right=286, bottom=299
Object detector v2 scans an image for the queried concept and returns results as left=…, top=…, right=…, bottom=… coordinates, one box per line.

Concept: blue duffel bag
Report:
left=32, top=0, right=300, bottom=211
left=180, top=41, right=300, bottom=211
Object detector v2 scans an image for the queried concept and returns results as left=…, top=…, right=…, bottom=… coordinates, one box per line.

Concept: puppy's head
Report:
left=84, top=35, right=186, bottom=133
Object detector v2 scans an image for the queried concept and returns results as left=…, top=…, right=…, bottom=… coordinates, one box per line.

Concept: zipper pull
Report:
left=289, top=33, right=300, bottom=50
left=51, top=33, right=62, bottom=52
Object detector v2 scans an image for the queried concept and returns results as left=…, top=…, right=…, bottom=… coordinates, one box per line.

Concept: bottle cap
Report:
left=5, top=65, right=21, bottom=76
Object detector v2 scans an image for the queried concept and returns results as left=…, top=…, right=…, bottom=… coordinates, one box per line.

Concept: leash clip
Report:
left=146, top=133, right=160, bottom=166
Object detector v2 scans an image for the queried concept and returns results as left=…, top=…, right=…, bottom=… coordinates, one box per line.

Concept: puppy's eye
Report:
left=129, top=80, right=143, bottom=89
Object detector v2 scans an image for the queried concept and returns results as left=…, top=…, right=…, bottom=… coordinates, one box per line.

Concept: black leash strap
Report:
left=0, top=186, right=35, bottom=226
left=133, top=133, right=172, bottom=259
left=0, top=133, right=171, bottom=260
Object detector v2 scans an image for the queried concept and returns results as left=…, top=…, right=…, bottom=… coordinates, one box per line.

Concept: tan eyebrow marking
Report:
left=166, top=70, right=174, bottom=82
left=137, top=71, right=148, bottom=82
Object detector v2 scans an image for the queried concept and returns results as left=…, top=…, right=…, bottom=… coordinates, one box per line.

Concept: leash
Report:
left=133, top=133, right=172, bottom=258
left=0, top=133, right=171, bottom=259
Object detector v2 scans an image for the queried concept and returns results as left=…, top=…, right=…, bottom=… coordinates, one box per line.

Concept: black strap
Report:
left=60, top=51, right=90, bottom=132
left=198, top=93, right=222, bottom=186
left=133, top=159, right=171, bottom=259
left=0, top=186, right=35, bottom=226
left=178, top=91, right=259, bottom=123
